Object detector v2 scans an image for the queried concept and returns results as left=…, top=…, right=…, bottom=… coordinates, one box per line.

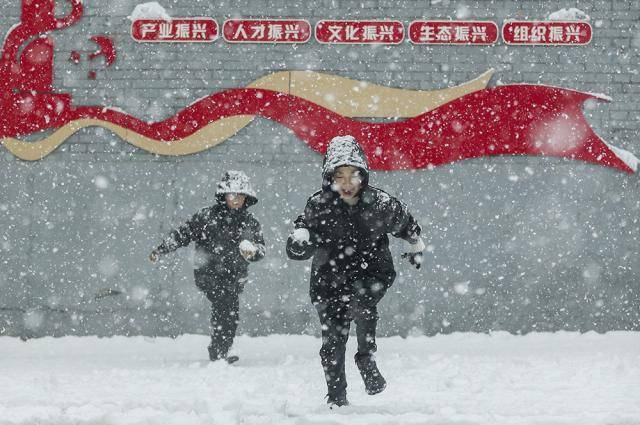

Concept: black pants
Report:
left=312, top=277, right=388, bottom=397
left=195, top=270, right=245, bottom=360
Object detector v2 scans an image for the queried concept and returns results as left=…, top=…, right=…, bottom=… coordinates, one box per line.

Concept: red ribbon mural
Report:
left=0, top=0, right=636, bottom=173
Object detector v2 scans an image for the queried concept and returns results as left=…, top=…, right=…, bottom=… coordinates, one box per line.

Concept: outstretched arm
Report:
left=150, top=212, right=202, bottom=262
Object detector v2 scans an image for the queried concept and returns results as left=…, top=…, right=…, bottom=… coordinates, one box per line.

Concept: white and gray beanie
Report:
left=216, top=170, right=258, bottom=206
left=321, top=135, right=370, bottom=190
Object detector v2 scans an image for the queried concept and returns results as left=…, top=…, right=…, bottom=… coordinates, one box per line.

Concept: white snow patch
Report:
left=585, top=92, right=613, bottom=102
left=100, top=105, right=129, bottom=115
left=216, top=170, right=257, bottom=199
left=603, top=140, right=639, bottom=173
left=292, top=228, right=310, bottom=243
left=239, top=240, right=257, bottom=253
left=0, top=333, right=638, bottom=424
left=323, top=135, right=368, bottom=175
left=583, top=98, right=599, bottom=110
left=128, top=2, right=171, bottom=21
left=547, top=8, right=590, bottom=21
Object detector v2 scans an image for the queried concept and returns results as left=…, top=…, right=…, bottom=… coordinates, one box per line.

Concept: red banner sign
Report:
left=502, top=21, right=592, bottom=45
left=315, top=20, right=404, bottom=44
left=409, top=21, right=498, bottom=44
left=131, top=18, right=218, bottom=42
left=223, top=19, right=311, bottom=43
left=4, top=0, right=635, bottom=174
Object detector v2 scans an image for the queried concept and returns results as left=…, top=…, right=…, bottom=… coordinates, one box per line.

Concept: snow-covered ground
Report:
left=0, top=332, right=638, bottom=425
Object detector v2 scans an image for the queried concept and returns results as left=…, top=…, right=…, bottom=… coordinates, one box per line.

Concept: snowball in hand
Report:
left=239, top=240, right=257, bottom=254
left=292, top=228, right=310, bottom=244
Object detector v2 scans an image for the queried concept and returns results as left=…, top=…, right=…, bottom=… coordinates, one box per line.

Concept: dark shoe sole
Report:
left=328, top=402, right=349, bottom=409
left=365, top=379, right=387, bottom=395
left=327, top=399, right=350, bottom=408
left=225, top=355, right=239, bottom=364
left=326, top=393, right=349, bottom=408
left=209, top=355, right=239, bottom=364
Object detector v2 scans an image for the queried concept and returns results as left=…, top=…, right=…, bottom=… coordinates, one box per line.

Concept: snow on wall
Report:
left=128, top=2, right=171, bottom=21
left=547, top=8, right=591, bottom=21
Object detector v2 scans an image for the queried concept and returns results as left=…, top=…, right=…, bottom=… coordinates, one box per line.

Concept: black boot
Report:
left=225, top=355, right=239, bottom=364
left=208, top=346, right=239, bottom=364
left=208, top=344, right=222, bottom=361
left=354, top=352, right=387, bottom=395
left=326, top=392, right=350, bottom=408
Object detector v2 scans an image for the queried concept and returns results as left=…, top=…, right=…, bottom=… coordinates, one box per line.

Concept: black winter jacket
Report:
left=286, top=187, right=421, bottom=297
left=157, top=203, right=265, bottom=280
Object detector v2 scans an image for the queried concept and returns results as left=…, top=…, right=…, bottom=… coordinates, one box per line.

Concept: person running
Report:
left=286, top=135, right=424, bottom=406
left=150, top=170, right=265, bottom=363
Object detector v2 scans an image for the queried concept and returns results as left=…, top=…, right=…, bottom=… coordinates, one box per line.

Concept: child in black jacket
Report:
left=286, top=136, right=424, bottom=406
left=150, top=171, right=265, bottom=363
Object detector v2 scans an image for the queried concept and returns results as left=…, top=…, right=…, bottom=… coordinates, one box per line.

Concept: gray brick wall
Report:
left=1, top=0, right=639, bottom=337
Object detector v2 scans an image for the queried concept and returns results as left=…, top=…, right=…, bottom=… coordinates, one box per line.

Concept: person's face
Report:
left=225, top=193, right=246, bottom=209
left=331, top=165, right=363, bottom=201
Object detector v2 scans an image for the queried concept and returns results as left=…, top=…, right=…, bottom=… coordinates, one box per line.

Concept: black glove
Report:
left=286, top=228, right=316, bottom=260
left=401, top=251, right=423, bottom=269
left=286, top=239, right=306, bottom=255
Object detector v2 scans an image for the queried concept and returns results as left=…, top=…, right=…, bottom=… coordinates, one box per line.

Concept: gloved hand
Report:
left=401, top=251, right=423, bottom=269
left=289, top=228, right=311, bottom=254
left=239, top=240, right=257, bottom=260
left=402, top=238, right=425, bottom=270
left=149, top=249, right=160, bottom=263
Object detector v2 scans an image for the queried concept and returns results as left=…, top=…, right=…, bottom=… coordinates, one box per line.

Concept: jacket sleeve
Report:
left=386, top=196, right=422, bottom=245
left=286, top=199, right=320, bottom=261
left=155, top=211, right=202, bottom=254
left=245, top=217, right=266, bottom=262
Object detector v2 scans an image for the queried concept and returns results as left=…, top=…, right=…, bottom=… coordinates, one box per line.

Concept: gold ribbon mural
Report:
left=1, top=70, right=494, bottom=160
